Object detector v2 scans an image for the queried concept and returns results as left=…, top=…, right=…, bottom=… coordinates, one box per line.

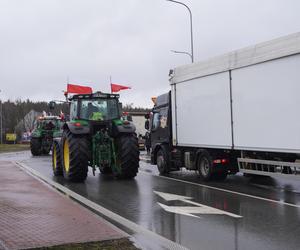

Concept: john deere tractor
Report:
left=52, top=92, right=139, bottom=182
left=30, top=116, right=62, bottom=156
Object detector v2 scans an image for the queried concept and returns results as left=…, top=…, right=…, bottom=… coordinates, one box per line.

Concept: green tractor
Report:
left=30, top=116, right=62, bottom=156
left=52, top=92, right=139, bottom=182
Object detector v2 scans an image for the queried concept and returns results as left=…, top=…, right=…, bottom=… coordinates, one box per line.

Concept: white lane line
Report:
left=15, top=161, right=189, bottom=250
left=139, top=169, right=300, bottom=209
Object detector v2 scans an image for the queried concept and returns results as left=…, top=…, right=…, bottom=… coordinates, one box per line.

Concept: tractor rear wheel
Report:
left=115, top=133, right=139, bottom=179
left=52, top=141, right=63, bottom=176
left=61, top=130, right=89, bottom=182
left=30, top=138, right=42, bottom=156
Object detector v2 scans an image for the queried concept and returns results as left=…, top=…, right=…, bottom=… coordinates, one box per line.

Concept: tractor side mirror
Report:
left=49, top=101, right=56, bottom=110
left=145, top=120, right=149, bottom=130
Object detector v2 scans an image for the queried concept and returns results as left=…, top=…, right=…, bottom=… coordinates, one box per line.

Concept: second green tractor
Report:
left=52, top=92, right=139, bottom=182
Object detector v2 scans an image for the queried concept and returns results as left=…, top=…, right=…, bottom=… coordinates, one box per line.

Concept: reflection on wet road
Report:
left=2, top=151, right=300, bottom=250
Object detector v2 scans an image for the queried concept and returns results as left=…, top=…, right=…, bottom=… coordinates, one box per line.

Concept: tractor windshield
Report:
left=79, top=98, right=119, bottom=121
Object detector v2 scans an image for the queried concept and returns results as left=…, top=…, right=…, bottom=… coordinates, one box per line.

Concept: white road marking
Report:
left=15, top=161, right=189, bottom=250
left=139, top=169, right=300, bottom=209
left=158, top=203, right=223, bottom=218
left=155, top=191, right=242, bottom=219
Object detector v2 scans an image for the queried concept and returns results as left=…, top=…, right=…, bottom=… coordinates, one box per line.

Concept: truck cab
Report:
left=149, top=92, right=177, bottom=174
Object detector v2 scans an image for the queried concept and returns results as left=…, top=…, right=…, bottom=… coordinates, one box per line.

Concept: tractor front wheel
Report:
left=115, top=134, right=139, bottom=179
left=61, top=131, right=89, bottom=182
left=30, top=138, right=42, bottom=156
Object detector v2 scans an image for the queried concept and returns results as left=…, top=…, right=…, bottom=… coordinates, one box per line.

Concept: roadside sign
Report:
left=6, top=133, right=17, bottom=142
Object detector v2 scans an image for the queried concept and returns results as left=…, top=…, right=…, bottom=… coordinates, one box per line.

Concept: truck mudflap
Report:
left=238, top=158, right=300, bottom=180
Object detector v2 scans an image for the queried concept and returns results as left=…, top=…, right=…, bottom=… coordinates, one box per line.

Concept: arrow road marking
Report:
left=154, top=191, right=242, bottom=219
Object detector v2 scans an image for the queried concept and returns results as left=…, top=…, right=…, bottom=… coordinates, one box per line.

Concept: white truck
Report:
left=149, top=32, right=300, bottom=181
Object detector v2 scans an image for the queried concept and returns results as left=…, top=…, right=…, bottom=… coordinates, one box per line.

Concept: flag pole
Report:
left=110, top=76, right=112, bottom=94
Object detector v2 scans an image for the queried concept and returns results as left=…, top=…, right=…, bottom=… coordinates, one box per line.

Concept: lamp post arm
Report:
left=171, top=50, right=193, bottom=62
left=166, top=0, right=194, bottom=63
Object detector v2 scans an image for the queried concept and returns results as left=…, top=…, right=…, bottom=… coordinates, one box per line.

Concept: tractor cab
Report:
left=69, top=92, right=121, bottom=122
left=36, top=116, right=62, bottom=131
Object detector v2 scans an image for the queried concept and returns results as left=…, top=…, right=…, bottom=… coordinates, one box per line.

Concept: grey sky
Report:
left=0, top=0, right=300, bottom=107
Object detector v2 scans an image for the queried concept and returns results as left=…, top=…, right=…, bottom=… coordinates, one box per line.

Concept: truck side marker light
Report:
left=213, top=159, right=228, bottom=164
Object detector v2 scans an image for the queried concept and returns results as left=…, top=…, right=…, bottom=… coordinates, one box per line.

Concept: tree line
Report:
left=0, top=99, right=150, bottom=141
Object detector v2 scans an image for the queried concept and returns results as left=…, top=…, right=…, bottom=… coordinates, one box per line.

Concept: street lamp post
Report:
left=166, top=0, right=194, bottom=63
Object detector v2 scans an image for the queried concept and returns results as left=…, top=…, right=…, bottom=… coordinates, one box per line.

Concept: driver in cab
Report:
left=87, top=102, right=103, bottom=121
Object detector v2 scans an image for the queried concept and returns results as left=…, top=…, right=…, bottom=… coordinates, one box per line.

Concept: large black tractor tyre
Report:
left=197, top=151, right=214, bottom=181
left=52, top=141, right=63, bottom=176
left=30, top=138, right=42, bottom=156
left=115, top=133, right=139, bottom=179
left=156, top=148, right=170, bottom=175
left=61, top=130, right=89, bottom=182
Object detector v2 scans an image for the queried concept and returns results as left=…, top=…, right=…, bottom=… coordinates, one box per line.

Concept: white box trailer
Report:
left=171, top=32, right=300, bottom=153
left=150, top=32, right=300, bottom=180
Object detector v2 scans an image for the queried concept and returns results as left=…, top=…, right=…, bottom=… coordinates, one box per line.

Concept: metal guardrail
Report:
left=238, top=158, right=300, bottom=180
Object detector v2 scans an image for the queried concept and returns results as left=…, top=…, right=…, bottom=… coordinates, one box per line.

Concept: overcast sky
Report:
left=0, top=0, right=300, bottom=107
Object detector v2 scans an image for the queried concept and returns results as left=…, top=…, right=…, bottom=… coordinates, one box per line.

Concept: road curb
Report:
left=15, top=161, right=189, bottom=250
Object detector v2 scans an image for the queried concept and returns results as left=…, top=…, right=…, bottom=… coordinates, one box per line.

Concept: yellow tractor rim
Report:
left=53, top=144, right=57, bottom=169
left=63, top=139, right=70, bottom=173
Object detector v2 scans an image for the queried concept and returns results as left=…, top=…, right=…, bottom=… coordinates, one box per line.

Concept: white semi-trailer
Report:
left=149, top=32, right=300, bottom=181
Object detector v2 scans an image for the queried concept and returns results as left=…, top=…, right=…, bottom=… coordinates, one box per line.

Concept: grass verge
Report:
left=0, top=144, right=30, bottom=153
left=28, top=238, right=140, bottom=250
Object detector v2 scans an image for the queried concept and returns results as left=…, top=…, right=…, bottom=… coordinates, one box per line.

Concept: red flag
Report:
left=67, top=84, right=93, bottom=94
left=111, top=83, right=131, bottom=93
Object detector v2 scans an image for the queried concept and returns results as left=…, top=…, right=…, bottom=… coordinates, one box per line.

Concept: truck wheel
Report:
left=62, top=131, right=89, bottom=182
left=157, top=148, right=170, bottom=175
left=30, top=138, right=42, bottom=156
left=197, top=151, right=213, bottom=181
left=52, top=141, right=63, bottom=176
left=115, top=133, right=139, bottom=179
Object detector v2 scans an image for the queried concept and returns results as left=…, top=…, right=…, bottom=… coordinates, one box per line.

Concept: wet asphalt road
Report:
left=1, top=151, right=300, bottom=250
